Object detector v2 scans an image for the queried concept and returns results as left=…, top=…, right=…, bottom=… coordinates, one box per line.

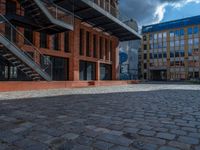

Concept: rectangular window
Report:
left=180, top=50, right=184, bottom=57
left=188, top=49, right=192, bottom=56
left=170, top=41, right=174, bottom=47
left=180, top=40, right=184, bottom=46
left=143, top=44, right=147, bottom=50
left=188, top=39, right=193, bottom=45
left=170, top=31, right=174, bottom=37
left=24, top=27, right=33, bottom=45
left=52, top=33, right=59, bottom=50
left=163, top=32, right=167, bottom=38
left=154, top=34, right=157, bottom=40
left=175, top=40, right=179, bottom=47
left=175, top=52, right=179, bottom=57
left=180, top=29, right=184, bottom=36
left=175, top=30, right=180, bottom=37
left=79, top=61, right=96, bottom=80
left=100, top=63, right=112, bottom=80
left=105, top=39, right=109, bottom=60
left=163, top=42, right=167, bottom=48
left=93, top=34, right=97, bottom=58
left=170, top=52, right=174, bottom=57
left=158, top=42, right=162, bottom=49
left=150, top=53, right=153, bottom=59
left=64, top=32, right=70, bottom=52
left=193, top=26, right=199, bottom=34
left=80, top=29, right=84, bottom=55
left=6, top=0, right=16, bottom=15
left=40, top=32, right=48, bottom=48
left=188, top=28, right=193, bottom=35
left=144, top=54, right=147, bottom=59
left=100, top=37, right=103, bottom=59
left=163, top=52, right=167, bottom=58
left=149, top=44, right=153, bottom=49
left=158, top=33, right=162, bottom=39
left=144, top=63, right=147, bottom=69
left=149, top=34, right=153, bottom=40
left=86, top=31, right=90, bottom=57
left=143, top=35, right=147, bottom=41
left=110, top=41, right=113, bottom=61
left=194, top=38, right=199, bottom=46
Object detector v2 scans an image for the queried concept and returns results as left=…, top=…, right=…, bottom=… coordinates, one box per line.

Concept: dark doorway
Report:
left=100, top=63, right=112, bottom=80
left=79, top=61, right=96, bottom=80
left=150, top=70, right=167, bottom=81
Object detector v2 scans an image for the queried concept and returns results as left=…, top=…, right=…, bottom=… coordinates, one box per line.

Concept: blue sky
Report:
left=162, top=2, right=200, bottom=22
left=120, top=0, right=200, bottom=26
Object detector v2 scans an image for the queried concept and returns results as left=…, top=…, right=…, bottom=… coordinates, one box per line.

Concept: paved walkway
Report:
left=0, top=84, right=200, bottom=150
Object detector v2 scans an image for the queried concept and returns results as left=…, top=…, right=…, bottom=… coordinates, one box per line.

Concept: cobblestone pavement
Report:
left=0, top=84, right=200, bottom=150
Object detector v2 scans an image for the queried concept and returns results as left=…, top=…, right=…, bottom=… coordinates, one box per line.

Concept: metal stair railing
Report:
left=32, top=0, right=74, bottom=30
left=0, top=14, right=52, bottom=80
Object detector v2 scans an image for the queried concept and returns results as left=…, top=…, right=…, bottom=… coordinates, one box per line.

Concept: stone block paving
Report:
left=0, top=84, right=200, bottom=150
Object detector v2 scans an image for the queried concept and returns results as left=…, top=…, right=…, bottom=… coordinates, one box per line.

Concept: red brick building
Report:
left=0, top=0, right=140, bottom=85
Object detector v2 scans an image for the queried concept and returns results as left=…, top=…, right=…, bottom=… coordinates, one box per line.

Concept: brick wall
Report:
left=0, top=0, right=119, bottom=81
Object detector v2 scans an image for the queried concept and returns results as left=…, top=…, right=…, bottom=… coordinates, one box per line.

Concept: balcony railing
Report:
left=41, top=0, right=74, bottom=27
left=89, top=0, right=138, bottom=32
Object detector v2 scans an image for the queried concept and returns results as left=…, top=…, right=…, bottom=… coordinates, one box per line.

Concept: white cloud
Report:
left=119, top=0, right=200, bottom=26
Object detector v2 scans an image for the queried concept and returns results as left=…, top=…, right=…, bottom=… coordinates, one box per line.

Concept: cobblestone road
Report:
left=0, top=83, right=200, bottom=150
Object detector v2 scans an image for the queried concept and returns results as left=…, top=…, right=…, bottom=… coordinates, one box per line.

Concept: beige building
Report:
left=141, top=16, right=200, bottom=81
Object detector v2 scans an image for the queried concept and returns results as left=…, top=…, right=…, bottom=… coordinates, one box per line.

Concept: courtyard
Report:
left=0, top=83, right=200, bottom=150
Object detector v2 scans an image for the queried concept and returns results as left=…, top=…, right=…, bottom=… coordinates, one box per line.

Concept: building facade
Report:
left=0, top=0, right=140, bottom=82
left=141, top=16, right=200, bottom=81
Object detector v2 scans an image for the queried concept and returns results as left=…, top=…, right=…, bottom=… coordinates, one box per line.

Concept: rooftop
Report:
left=142, top=15, right=200, bottom=33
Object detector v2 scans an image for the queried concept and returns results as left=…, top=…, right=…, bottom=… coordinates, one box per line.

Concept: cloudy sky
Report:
left=119, top=0, right=200, bottom=27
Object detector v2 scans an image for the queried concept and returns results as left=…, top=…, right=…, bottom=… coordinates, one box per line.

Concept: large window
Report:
left=194, top=26, right=199, bottom=34
left=80, top=29, right=84, bottom=55
left=52, top=33, right=59, bottom=50
left=154, top=34, right=157, bottom=40
left=100, top=64, right=112, bottom=80
left=41, top=56, right=69, bottom=81
left=188, top=28, right=193, bottom=35
left=79, top=61, right=96, bottom=80
left=143, top=44, right=147, bottom=50
left=6, top=0, right=16, bottom=15
left=64, top=31, right=70, bottom=52
left=110, top=41, right=113, bottom=61
left=93, top=34, right=97, bottom=58
left=86, top=31, right=90, bottom=57
left=100, top=37, right=103, bottom=59
left=170, top=31, right=174, bottom=37
left=24, top=28, right=33, bottom=45
left=0, top=56, right=30, bottom=81
left=40, top=32, right=48, bottom=48
left=180, top=29, right=184, bottom=36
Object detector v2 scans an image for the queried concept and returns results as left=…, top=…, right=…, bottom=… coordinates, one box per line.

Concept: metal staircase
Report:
left=19, top=0, right=74, bottom=33
left=0, top=14, right=52, bottom=81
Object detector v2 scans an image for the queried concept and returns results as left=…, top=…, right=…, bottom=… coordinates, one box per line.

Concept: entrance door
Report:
left=150, top=70, right=167, bottom=81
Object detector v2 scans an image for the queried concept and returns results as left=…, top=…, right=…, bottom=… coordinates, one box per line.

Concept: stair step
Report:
left=32, top=13, right=41, bottom=18
left=25, top=70, right=33, bottom=74
left=7, top=57, right=17, bottom=61
left=12, top=61, right=21, bottom=64
left=21, top=67, right=31, bottom=71
left=3, top=53, right=13, bottom=57
left=33, top=77, right=41, bottom=80
left=16, top=64, right=26, bottom=68
left=29, top=73, right=39, bottom=77
left=23, top=2, right=36, bottom=9
left=28, top=8, right=40, bottom=13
